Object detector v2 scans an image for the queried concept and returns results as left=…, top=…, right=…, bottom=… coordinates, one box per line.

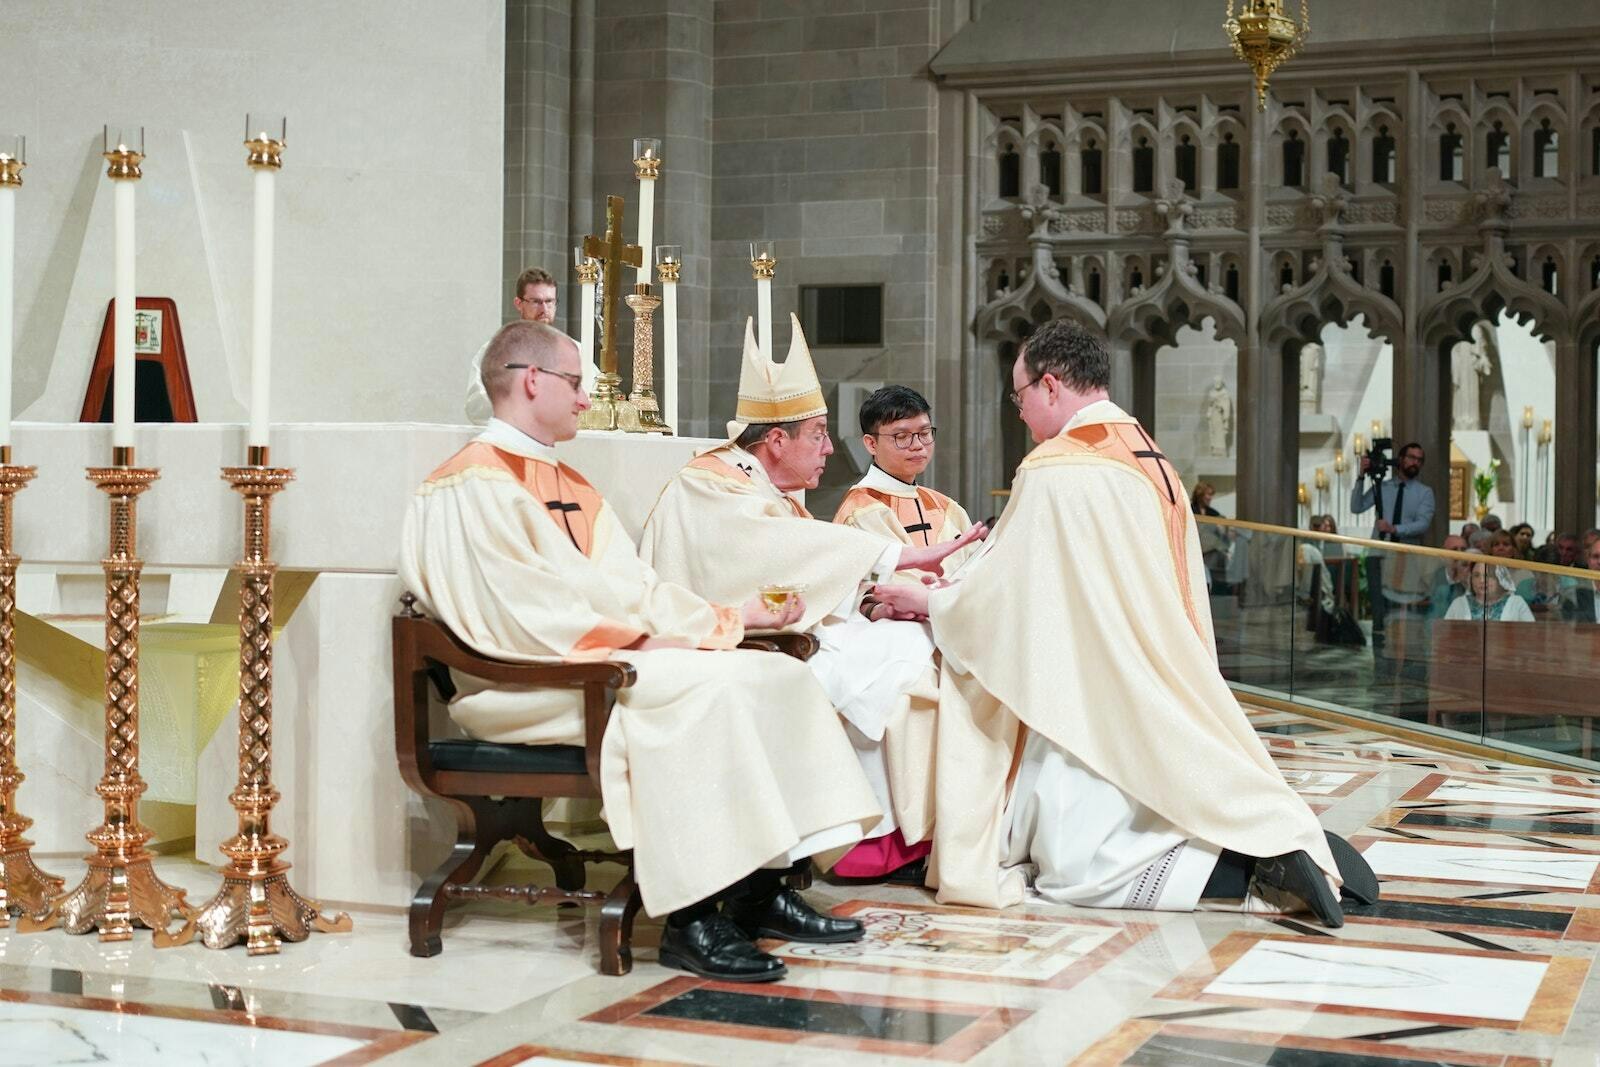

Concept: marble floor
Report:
left=5, top=704, right=1600, bottom=1065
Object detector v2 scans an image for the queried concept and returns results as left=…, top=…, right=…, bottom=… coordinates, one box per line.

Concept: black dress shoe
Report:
left=1251, top=850, right=1345, bottom=928
left=658, top=914, right=787, bottom=983
left=885, top=857, right=928, bottom=887
left=726, top=887, right=865, bottom=944
left=1324, top=830, right=1381, bottom=905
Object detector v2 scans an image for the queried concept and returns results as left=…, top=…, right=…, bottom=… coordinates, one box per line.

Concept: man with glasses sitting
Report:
left=828, top=385, right=985, bottom=882
left=642, top=318, right=985, bottom=891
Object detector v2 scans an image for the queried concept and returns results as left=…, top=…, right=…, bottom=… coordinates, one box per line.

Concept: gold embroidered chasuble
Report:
left=399, top=425, right=880, bottom=916
left=925, top=401, right=1337, bottom=908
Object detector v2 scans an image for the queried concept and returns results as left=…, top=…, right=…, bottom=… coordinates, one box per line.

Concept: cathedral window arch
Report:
left=1282, top=127, right=1306, bottom=188
left=1379, top=258, right=1396, bottom=299
left=1370, top=123, right=1397, bottom=184
left=1439, top=121, right=1465, bottom=182
left=1532, top=115, right=1561, bottom=179
left=998, top=142, right=1022, bottom=199
left=1175, top=132, right=1199, bottom=192
left=1080, top=135, right=1105, bottom=196
left=1131, top=134, right=1155, bottom=193
left=1327, top=125, right=1351, bottom=185
left=1539, top=253, right=1561, bottom=295
left=1216, top=130, right=1242, bottom=190
left=1039, top=136, right=1063, bottom=198
left=1484, top=117, right=1513, bottom=179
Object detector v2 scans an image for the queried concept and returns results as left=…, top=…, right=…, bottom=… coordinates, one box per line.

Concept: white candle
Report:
left=249, top=165, right=275, bottom=448
left=579, top=276, right=597, bottom=388
left=112, top=178, right=136, bottom=449
left=636, top=177, right=654, bottom=286
left=757, top=276, right=772, bottom=361
left=662, top=286, right=679, bottom=434
left=0, top=184, right=14, bottom=448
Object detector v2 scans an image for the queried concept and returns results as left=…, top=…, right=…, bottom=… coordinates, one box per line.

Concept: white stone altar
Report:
left=11, top=422, right=716, bottom=909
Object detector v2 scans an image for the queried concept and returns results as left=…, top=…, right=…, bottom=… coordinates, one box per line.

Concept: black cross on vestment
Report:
left=546, top=499, right=582, bottom=549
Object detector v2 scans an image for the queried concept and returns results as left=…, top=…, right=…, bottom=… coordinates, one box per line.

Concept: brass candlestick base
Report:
left=192, top=464, right=351, bottom=954
left=625, top=289, right=670, bottom=434
left=577, top=371, right=642, bottom=432
left=22, top=465, right=194, bottom=944
left=0, top=461, right=65, bottom=926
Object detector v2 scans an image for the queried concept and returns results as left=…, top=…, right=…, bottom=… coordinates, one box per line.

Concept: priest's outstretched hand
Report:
left=741, top=592, right=806, bottom=631
left=895, top=521, right=989, bottom=575
left=870, top=582, right=931, bottom=619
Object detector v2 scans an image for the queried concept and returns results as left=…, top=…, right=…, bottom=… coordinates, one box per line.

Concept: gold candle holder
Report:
left=192, top=455, right=351, bottom=953
left=0, top=454, right=63, bottom=926
left=22, top=458, right=194, bottom=944
left=625, top=284, right=669, bottom=434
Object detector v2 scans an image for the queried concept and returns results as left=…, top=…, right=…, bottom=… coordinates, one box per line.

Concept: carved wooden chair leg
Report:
left=512, top=799, right=587, bottom=893
left=785, top=858, right=814, bottom=891
left=598, top=870, right=643, bottom=976
left=409, top=797, right=503, bottom=957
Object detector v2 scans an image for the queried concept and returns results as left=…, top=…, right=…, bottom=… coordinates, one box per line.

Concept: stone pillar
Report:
left=567, top=0, right=595, bottom=340
left=1553, top=335, right=1598, bottom=535
left=505, top=0, right=574, bottom=299
left=1391, top=333, right=1450, bottom=544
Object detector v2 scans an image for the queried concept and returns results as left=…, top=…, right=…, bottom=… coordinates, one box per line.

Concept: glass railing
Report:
left=1197, top=516, right=1600, bottom=769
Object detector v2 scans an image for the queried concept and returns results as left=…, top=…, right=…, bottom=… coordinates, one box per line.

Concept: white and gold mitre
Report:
left=727, top=314, right=827, bottom=438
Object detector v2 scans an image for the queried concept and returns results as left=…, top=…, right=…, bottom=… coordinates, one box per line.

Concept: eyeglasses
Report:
left=503, top=363, right=584, bottom=391
left=873, top=427, right=937, bottom=449
left=1009, top=376, right=1043, bottom=410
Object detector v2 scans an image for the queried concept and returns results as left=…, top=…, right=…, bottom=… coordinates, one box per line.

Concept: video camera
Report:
left=1364, top=437, right=1394, bottom=482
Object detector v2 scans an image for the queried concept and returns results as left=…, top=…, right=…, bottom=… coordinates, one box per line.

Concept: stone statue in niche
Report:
left=1204, top=376, right=1233, bottom=457
left=1450, top=320, right=1497, bottom=431
left=1299, top=342, right=1323, bottom=413
left=991, top=268, right=1011, bottom=302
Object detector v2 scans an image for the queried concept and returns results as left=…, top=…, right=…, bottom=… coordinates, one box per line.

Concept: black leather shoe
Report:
left=727, top=887, right=865, bottom=944
left=885, top=857, right=929, bottom=887
left=658, top=914, right=787, bottom=983
left=1324, top=830, right=1380, bottom=905
left=1251, top=850, right=1345, bottom=928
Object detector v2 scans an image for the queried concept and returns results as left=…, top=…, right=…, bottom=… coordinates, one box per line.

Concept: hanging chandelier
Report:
left=1224, top=0, right=1310, bottom=110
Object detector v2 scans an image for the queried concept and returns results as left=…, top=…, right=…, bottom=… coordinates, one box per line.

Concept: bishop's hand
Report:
left=742, top=592, right=805, bottom=631
left=896, top=521, right=990, bottom=575
left=871, top=582, right=931, bottom=620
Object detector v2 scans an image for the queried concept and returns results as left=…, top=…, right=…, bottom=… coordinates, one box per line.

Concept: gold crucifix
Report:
left=583, top=195, right=642, bottom=381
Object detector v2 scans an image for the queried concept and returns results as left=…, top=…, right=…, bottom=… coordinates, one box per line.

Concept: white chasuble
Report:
left=926, top=401, right=1336, bottom=910
left=400, top=423, right=880, bottom=916
left=641, top=444, right=940, bottom=842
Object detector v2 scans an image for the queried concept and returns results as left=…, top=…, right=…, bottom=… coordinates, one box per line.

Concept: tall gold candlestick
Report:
left=0, top=453, right=63, bottom=926
left=192, top=457, right=351, bottom=953
left=625, top=284, right=669, bottom=434
left=22, top=459, right=194, bottom=944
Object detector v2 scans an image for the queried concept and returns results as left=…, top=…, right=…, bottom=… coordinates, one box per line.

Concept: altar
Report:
left=11, top=421, right=715, bottom=909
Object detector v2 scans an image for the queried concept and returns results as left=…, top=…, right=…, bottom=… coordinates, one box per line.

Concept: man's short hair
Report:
left=735, top=421, right=801, bottom=451
left=480, top=320, right=574, bottom=402
left=1020, top=319, right=1110, bottom=392
left=515, top=267, right=556, bottom=300
left=859, top=385, right=931, bottom=435
left=1399, top=441, right=1424, bottom=459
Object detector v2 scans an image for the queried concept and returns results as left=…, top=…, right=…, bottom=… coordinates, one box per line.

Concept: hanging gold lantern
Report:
left=1224, top=0, right=1310, bottom=110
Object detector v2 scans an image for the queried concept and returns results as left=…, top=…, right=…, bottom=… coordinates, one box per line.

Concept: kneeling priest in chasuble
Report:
left=827, top=384, right=985, bottom=879
left=641, top=318, right=985, bottom=884
left=401, top=321, right=883, bottom=983
left=871, top=320, right=1377, bottom=928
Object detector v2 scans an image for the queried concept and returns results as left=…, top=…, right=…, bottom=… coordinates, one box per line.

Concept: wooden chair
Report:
left=393, top=594, right=819, bottom=973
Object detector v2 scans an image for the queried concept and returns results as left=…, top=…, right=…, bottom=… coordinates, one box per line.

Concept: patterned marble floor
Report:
left=5, top=704, right=1600, bottom=1065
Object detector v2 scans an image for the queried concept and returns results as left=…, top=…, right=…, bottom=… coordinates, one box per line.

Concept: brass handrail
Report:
left=1195, top=515, right=1597, bottom=582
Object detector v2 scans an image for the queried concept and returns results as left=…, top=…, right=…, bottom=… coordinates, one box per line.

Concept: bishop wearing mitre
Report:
left=641, top=317, right=984, bottom=884
left=401, top=321, right=884, bottom=983
left=872, top=320, right=1376, bottom=926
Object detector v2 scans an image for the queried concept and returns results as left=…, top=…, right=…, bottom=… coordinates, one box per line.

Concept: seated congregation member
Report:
left=871, top=320, right=1373, bottom=927
left=1444, top=550, right=1535, bottom=622
left=401, top=321, right=884, bottom=982
left=641, top=317, right=984, bottom=886
left=828, top=384, right=986, bottom=881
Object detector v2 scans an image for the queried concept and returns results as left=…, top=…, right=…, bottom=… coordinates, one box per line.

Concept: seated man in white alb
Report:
left=873, top=320, right=1375, bottom=926
left=403, top=321, right=882, bottom=983
left=641, top=318, right=984, bottom=887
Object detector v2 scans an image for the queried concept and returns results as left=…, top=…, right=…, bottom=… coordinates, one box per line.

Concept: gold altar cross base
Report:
left=578, top=194, right=646, bottom=432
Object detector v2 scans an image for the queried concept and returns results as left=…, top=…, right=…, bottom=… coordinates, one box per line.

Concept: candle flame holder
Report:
left=21, top=460, right=194, bottom=944
left=0, top=455, right=63, bottom=927
left=192, top=457, right=351, bottom=953
left=625, top=284, right=669, bottom=434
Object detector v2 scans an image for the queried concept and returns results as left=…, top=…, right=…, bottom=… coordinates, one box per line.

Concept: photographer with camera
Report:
left=1350, top=441, right=1434, bottom=660
left=1351, top=440, right=1433, bottom=545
